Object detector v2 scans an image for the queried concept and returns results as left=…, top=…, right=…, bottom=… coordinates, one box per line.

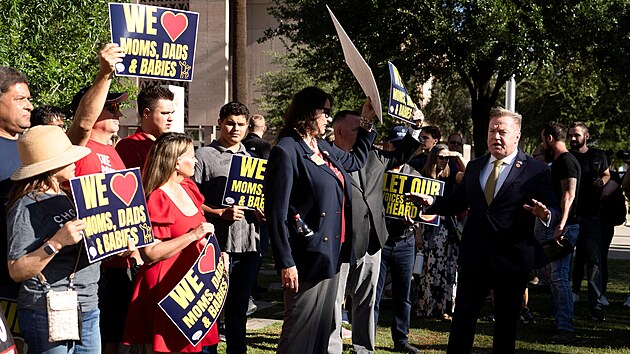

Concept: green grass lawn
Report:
left=216, top=258, right=630, bottom=353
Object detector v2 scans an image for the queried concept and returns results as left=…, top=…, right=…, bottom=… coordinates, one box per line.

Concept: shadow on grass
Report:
left=241, top=256, right=630, bottom=353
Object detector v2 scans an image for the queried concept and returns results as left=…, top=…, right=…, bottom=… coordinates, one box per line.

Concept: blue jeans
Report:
left=18, top=307, right=101, bottom=354
left=374, top=235, right=415, bottom=346
left=545, top=224, right=579, bottom=332
left=572, top=215, right=603, bottom=307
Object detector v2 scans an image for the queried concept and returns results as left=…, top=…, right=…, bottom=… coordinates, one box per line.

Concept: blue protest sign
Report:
left=158, top=236, right=229, bottom=347
left=109, top=3, right=199, bottom=81
left=383, top=171, right=445, bottom=226
left=69, top=168, right=154, bottom=263
left=387, top=62, right=416, bottom=124
left=222, top=155, right=266, bottom=210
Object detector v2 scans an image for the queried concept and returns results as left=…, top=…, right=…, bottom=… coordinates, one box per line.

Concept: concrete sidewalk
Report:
left=609, top=224, right=630, bottom=260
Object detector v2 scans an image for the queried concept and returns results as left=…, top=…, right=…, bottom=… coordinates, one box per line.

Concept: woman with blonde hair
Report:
left=417, top=144, right=466, bottom=320
left=123, top=132, right=219, bottom=353
left=6, top=125, right=96, bottom=353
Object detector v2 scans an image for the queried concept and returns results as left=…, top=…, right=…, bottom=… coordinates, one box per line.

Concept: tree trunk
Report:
left=470, top=97, right=492, bottom=158
left=231, top=0, right=248, bottom=104
left=468, top=72, right=506, bottom=158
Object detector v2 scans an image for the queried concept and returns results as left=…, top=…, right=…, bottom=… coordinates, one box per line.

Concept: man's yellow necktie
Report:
left=484, top=159, right=503, bottom=205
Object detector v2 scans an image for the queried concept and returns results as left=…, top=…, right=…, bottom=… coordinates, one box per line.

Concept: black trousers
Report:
left=447, top=267, right=529, bottom=354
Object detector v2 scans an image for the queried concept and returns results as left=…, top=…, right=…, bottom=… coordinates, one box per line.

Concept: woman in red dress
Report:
left=123, top=133, right=219, bottom=353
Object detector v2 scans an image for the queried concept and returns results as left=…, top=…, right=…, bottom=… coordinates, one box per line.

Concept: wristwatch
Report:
left=43, top=242, right=59, bottom=256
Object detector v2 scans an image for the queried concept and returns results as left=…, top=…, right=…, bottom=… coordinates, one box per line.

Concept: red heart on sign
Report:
left=110, top=172, right=138, bottom=207
left=198, top=244, right=216, bottom=274
left=161, top=11, right=188, bottom=42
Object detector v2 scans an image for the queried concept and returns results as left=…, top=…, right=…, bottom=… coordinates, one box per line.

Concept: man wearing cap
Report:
left=242, top=114, right=271, bottom=159
left=67, top=43, right=140, bottom=354
left=374, top=127, right=424, bottom=354
left=0, top=66, right=34, bottom=302
left=115, top=85, right=175, bottom=171
left=69, top=44, right=128, bottom=175
left=329, top=110, right=421, bottom=354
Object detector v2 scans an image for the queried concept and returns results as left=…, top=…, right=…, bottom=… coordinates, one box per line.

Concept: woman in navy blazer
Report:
left=265, top=87, right=376, bottom=353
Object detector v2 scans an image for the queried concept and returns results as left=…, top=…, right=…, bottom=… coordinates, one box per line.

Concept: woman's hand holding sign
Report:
left=191, top=222, right=215, bottom=242
left=52, top=219, right=87, bottom=248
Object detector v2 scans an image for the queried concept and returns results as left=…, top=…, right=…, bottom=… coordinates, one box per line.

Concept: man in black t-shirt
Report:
left=541, top=122, right=581, bottom=344
left=568, top=121, right=610, bottom=322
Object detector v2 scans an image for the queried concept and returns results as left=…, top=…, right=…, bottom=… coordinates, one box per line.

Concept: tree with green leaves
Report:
left=0, top=0, right=134, bottom=115
left=263, top=0, right=630, bottom=156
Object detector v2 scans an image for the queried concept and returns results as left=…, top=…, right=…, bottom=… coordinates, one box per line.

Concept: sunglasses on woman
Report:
left=438, top=155, right=450, bottom=161
left=316, top=107, right=332, bottom=117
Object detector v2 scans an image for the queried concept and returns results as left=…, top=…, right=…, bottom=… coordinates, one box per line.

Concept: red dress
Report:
left=123, top=178, right=219, bottom=352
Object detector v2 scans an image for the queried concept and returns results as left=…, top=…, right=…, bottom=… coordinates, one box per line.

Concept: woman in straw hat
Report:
left=123, top=132, right=220, bottom=353
left=5, top=125, right=101, bottom=353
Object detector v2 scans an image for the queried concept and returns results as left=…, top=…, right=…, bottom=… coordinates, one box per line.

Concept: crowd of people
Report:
left=1, top=42, right=629, bottom=354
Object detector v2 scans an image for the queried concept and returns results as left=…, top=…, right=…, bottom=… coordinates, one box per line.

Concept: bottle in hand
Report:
left=293, top=214, right=314, bottom=237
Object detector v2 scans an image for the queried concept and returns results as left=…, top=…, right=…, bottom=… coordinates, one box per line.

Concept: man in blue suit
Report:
left=407, top=108, right=560, bottom=353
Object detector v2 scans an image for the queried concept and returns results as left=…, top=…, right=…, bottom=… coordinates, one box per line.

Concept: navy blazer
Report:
left=428, top=151, right=560, bottom=272
left=265, top=128, right=376, bottom=283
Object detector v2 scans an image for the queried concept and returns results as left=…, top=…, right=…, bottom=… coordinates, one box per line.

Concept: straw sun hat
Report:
left=11, top=125, right=91, bottom=181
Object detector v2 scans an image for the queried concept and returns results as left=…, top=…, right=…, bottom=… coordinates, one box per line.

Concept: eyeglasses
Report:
left=437, top=156, right=449, bottom=160
left=105, top=102, right=120, bottom=114
left=316, top=107, right=332, bottom=117
left=449, top=141, right=463, bottom=146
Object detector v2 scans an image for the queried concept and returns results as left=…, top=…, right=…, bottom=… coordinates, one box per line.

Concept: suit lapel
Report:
left=494, top=151, right=528, bottom=201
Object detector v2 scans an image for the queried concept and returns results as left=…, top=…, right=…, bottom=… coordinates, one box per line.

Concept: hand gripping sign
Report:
left=159, top=236, right=229, bottom=346
left=109, top=3, right=199, bottom=81
left=383, top=171, right=445, bottom=226
left=70, top=168, right=154, bottom=263
left=222, top=155, right=266, bottom=210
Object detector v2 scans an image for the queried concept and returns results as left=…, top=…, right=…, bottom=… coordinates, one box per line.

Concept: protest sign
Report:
left=158, top=236, right=229, bottom=347
left=109, top=3, right=199, bottom=81
left=0, top=310, right=16, bottom=354
left=387, top=62, right=417, bottom=124
left=0, top=298, right=19, bottom=354
left=70, top=168, right=154, bottom=263
left=327, top=6, right=382, bottom=122
left=383, top=171, right=445, bottom=226
left=222, top=155, right=266, bottom=210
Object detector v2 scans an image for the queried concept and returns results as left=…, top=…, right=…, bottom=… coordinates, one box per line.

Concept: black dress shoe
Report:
left=394, top=343, right=421, bottom=354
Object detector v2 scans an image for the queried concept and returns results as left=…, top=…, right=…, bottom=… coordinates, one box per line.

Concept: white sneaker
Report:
left=600, top=295, right=610, bottom=306
left=624, top=295, right=630, bottom=307
left=572, top=292, right=579, bottom=303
